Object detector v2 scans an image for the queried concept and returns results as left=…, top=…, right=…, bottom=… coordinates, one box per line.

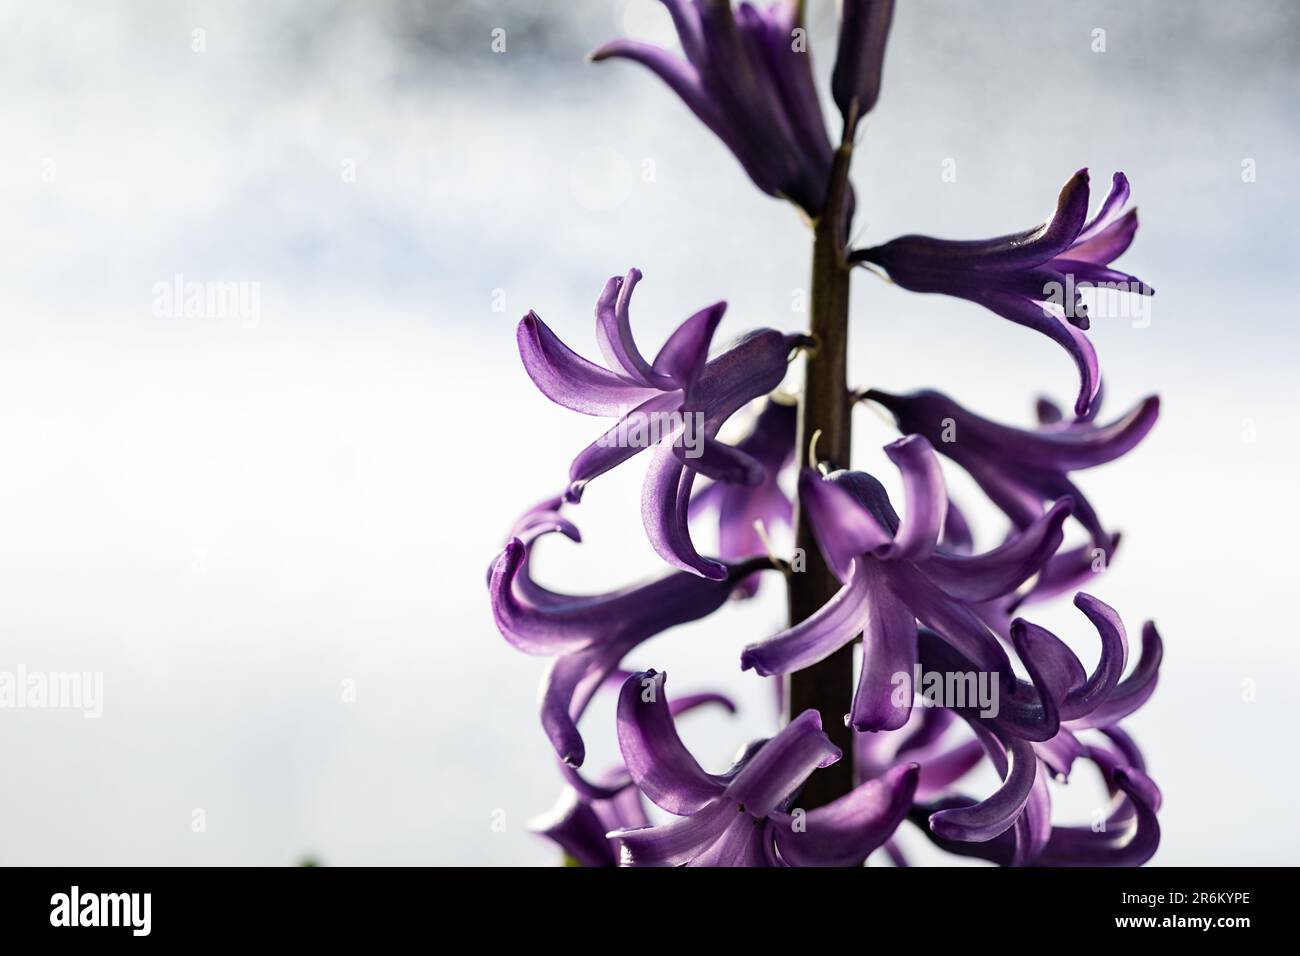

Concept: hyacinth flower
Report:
left=518, top=268, right=805, bottom=579
left=741, top=436, right=1074, bottom=732
left=851, top=171, right=1152, bottom=416
left=531, top=770, right=649, bottom=868
left=488, top=498, right=774, bottom=771
left=688, top=397, right=797, bottom=596
left=861, top=385, right=1159, bottom=615
left=885, top=600, right=1163, bottom=848
left=608, top=670, right=919, bottom=866
left=531, top=685, right=737, bottom=865
left=592, top=1, right=846, bottom=218
left=913, top=726, right=1162, bottom=867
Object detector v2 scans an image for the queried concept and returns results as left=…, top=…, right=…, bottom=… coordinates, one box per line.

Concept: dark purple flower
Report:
left=531, top=686, right=737, bottom=866
left=862, top=385, right=1159, bottom=614
left=530, top=769, right=650, bottom=868
left=688, top=397, right=797, bottom=596
left=866, top=602, right=1162, bottom=855
left=852, top=171, right=1152, bottom=416
left=591, top=1, right=837, bottom=216
left=912, top=726, right=1162, bottom=867
left=831, top=0, right=895, bottom=124
left=517, top=268, right=804, bottom=578
left=609, top=670, right=919, bottom=866
left=741, top=437, right=1072, bottom=732
left=488, top=499, right=772, bottom=769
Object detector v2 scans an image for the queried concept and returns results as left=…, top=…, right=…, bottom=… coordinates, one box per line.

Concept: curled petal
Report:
left=1037, top=766, right=1161, bottom=866
left=772, top=763, right=918, bottom=867
left=879, top=435, right=946, bottom=560
left=798, top=469, right=893, bottom=582
left=724, top=710, right=842, bottom=818
left=643, top=443, right=726, bottom=579
left=1059, top=592, right=1128, bottom=720
left=1066, top=621, right=1162, bottom=729
left=928, top=728, right=1036, bottom=842
left=517, top=311, right=658, bottom=416
left=616, top=671, right=725, bottom=814
left=923, top=497, right=1072, bottom=602
left=970, top=290, right=1100, bottom=417
left=594, top=269, right=661, bottom=387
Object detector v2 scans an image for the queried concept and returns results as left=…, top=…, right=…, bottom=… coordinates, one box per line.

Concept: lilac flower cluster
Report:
left=489, top=0, right=1164, bottom=866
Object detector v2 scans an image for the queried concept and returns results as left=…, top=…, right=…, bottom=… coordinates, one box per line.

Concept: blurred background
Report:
left=0, top=0, right=1296, bottom=865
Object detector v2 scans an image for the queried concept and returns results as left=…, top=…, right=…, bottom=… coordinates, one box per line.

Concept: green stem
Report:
left=786, top=135, right=856, bottom=808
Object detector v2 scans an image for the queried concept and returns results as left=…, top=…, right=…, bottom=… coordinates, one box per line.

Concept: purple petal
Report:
left=849, top=562, right=918, bottom=732
left=879, top=435, right=946, bottom=560
left=928, top=726, right=1036, bottom=842
left=653, top=301, right=727, bottom=387
left=1066, top=621, right=1162, bottom=729
left=741, top=558, right=872, bottom=675
left=969, top=290, right=1100, bottom=417
left=771, top=763, right=918, bottom=866
left=1072, top=171, right=1130, bottom=245
left=798, top=469, right=894, bottom=582
left=922, top=497, right=1072, bottom=602
left=529, top=789, right=619, bottom=867
left=517, top=311, right=659, bottom=416
left=723, top=709, right=842, bottom=817
left=1064, top=208, right=1139, bottom=265
left=642, top=442, right=727, bottom=579
left=1038, top=766, right=1160, bottom=866
left=860, top=169, right=1091, bottom=273
left=616, top=670, right=725, bottom=814
left=1059, top=592, right=1129, bottom=720
left=567, top=390, right=686, bottom=487
left=610, top=799, right=734, bottom=867
left=593, top=269, right=662, bottom=387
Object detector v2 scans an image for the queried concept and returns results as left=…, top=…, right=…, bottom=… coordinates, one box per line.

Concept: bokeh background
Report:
left=1, top=0, right=1296, bottom=864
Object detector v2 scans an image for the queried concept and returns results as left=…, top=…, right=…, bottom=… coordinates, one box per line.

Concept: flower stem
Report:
left=786, top=137, right=856, bottom=808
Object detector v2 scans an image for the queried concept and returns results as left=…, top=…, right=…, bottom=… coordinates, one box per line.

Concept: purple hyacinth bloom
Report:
left=591, top=1, right=837, bottom=217
left=609, top=670, right=919, bottom=866
left=688, top=397, right=796, bottom=596
left=852, top=171, right=1152, bottom=416
left=741, top=437, right=1072, bottom=732
left=831, top=0, right=894, bottom=124
left=893, top=600, right=1162, bottom=850
left=517, top=268, right=803, bottom=579
left=913, top=726, right=1162, bottom=867
left=530, top=770, right=650, bottom=868
left=488, top=498, right=772, bottom=770
left=863, top=385, right=1159, bottom=610
left=532, top=687, right=738, bottom=865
